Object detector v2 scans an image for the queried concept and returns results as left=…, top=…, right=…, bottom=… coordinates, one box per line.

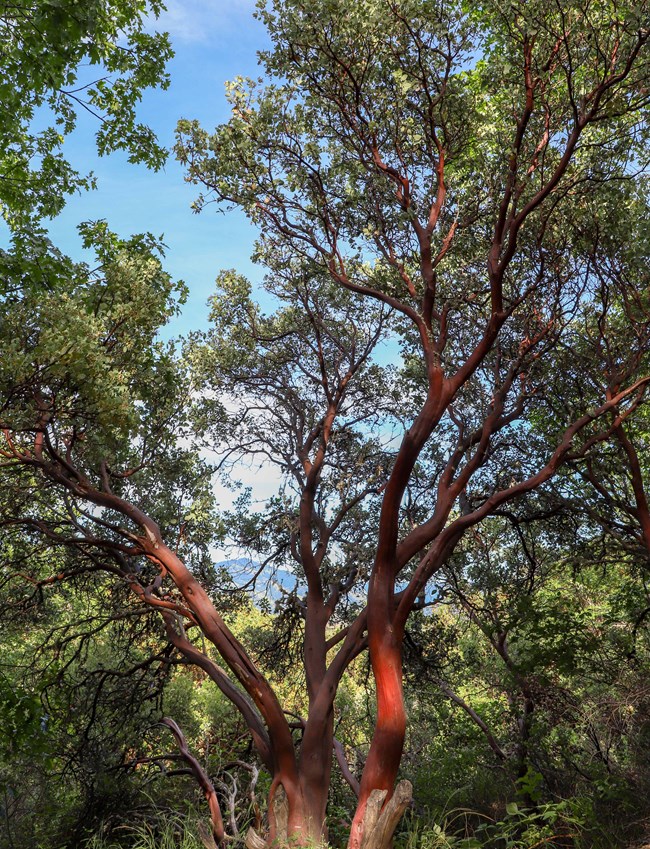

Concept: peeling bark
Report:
left=359, top=781, right=413, bottom=849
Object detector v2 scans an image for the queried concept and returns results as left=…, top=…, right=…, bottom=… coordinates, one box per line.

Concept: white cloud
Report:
left=153, top=0, right=258, bottom=44
left=210, top=459, right=282, bottom=563
left=213, top=459, right=282, bottom=512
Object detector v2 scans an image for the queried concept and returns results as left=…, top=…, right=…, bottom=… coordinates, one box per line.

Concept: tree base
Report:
left=359, top=780, right=412, bottom=849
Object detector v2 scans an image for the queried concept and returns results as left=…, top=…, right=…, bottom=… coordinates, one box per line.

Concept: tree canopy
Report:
left=3, top=1, right=650, bottom=848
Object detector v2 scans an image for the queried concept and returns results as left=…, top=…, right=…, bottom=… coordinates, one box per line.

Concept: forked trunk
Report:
left=244, top=778, right=412, bottom=849
left=244, top=720, right=333, bottom=849
left=245, top=784, right=329, bottom=849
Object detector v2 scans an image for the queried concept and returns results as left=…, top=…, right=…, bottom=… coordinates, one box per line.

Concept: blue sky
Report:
left=21, top=0, right=285, bottom=528
left=10, top=2, right=392, bottom=528
left=43, top=0, right=270, bottom=338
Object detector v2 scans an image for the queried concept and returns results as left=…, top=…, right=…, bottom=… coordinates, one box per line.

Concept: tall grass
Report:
left=83, top=814, right=208, bottom=849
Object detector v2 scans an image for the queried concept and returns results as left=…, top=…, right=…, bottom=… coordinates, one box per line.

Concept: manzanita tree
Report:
left=3, top=0, right=650, bottom=847
left=174, top=1, right=650, bottom=844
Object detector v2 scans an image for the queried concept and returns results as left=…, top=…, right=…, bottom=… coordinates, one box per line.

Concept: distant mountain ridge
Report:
left=216, top=557, right=296, bottom=603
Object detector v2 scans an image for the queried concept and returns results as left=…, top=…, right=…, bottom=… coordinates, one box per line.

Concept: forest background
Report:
left=2, top=2, right=650, bottom=849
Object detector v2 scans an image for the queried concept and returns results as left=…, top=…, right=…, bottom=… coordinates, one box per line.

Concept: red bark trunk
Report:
left=299, top=708, right=335, bottom=842
left=348, top=614, right=406, bottom=849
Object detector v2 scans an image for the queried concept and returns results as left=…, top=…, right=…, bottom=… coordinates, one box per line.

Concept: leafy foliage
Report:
left=0, top=0, right=171, bottom=229
left=4, top=1, right=650, bottom=848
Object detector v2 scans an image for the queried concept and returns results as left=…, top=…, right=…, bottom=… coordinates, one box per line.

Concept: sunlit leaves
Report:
left=0, top=0, right=172, bottom=230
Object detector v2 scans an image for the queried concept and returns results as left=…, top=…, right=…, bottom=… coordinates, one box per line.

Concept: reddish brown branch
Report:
left=160, top=718, right=225, bottom=846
